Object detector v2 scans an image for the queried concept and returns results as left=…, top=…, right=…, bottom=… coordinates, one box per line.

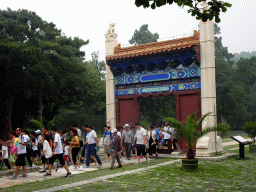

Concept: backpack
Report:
left=26, top=136, right=32, bottom=151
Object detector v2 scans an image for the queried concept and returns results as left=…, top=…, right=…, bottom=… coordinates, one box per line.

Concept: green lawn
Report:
left=61, top=147, right=256, bottom=192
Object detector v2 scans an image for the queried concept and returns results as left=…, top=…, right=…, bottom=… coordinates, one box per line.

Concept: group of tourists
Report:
left=103, top=122, right=177, bottom=165
left=0, top=122, right=177, bottom=179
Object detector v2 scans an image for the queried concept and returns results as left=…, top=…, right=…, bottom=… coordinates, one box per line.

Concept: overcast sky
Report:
left=1, top=0, right=256, bottom=61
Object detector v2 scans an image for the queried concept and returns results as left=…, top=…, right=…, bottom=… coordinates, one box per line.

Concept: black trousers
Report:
left=72, top=148, right=80, bottom=163
left=173, top=138, right=177, bottom=149
left=124, top=143, right=132, bottom=158
left=3, top=159, right=11, bottom=170
left=81, top=145, right=87, bottom=158
left=25, top=150, right=33, bottom=166
left=164, top=139, right=172, bottom=153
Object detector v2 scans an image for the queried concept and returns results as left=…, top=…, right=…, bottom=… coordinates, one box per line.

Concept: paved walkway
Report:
left=34, top=159, right=181, bottom=192
left=0, top=156, right=151, bottom=189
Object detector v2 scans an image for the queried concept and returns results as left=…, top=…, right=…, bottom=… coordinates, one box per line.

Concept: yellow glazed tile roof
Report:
left=106, top=30, right=200, bottom=61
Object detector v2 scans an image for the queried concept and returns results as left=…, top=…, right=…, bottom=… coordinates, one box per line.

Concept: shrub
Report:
left=244, top=122, right=256, bottom=145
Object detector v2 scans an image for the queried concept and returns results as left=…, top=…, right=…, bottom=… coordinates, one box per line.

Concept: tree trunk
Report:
left=2, top=95, right=12, bottom=141
left=38, top=87, right=44, bottom=123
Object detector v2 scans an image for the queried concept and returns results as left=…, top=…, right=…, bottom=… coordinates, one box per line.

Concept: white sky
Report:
left=1, top=0, right=256, bottom=61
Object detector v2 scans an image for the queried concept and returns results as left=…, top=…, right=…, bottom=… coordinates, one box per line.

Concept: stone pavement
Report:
left=0, top=155, right=150, bottom=189
left=0, top=166, right=98, bottom=189
left=34, top=159, right=181, bottom=192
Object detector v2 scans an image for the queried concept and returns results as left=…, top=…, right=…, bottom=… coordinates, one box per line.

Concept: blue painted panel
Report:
left=115, top=82, right=201, bottom=96
left=141, top=73, right=170, bottom=82
left=115, top=68, right=200, bottom=85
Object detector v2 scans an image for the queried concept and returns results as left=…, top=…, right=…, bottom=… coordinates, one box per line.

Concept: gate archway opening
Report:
left=139, top=94, right=176, bottom=126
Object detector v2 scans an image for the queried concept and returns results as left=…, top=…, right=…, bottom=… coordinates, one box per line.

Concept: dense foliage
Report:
left=135, top=0, right=232, bottom=23
left=243, top=122, right=256, bottom=145
left=0, top=9, right=106, bottom=140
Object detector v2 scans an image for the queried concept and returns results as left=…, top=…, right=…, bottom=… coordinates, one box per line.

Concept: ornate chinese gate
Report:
left=106, top=31, right=201, bottom=130
left=105, top=20, right=223, bottom=155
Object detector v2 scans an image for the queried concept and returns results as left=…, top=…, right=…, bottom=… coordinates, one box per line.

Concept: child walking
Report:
left=63, top=141, right=71, bottom=164
left=0, top=140, right=13, bottom=174
left=39, top=134, right=52, bottom=173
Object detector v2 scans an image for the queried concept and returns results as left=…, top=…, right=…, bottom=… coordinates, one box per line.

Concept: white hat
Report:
left=123, top=124, right=130, bottom=128
left=111, top=128, right=118, bottom=133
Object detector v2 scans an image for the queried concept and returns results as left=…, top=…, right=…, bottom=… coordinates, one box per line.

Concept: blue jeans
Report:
left=86, top=144, right=102, bottom=166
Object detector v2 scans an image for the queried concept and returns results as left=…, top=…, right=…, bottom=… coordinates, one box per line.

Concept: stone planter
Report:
left=182, top=158, right=198, bottom=170
left=249, top=144, right=256, bottom=153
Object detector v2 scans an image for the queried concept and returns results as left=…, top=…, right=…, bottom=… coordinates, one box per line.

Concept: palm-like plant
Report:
left=163, top=111, right=230, bottom=159
left=29, top=118, right=44, bottom=129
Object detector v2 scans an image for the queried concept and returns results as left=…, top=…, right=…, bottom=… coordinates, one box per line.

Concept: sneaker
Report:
left=45, top=167, right=49, bottom=170
left=128, top=158, right=130, bottom=160
left=43, top=173, right=51, bottom=177
left=65, top=172, right=72, bottom=178
left=21, top=174, right=27, bottom=177
left=97, top=164, right=102, bottom=168
left=69, top=165, right=74, bottom=169
left=109, top=167, right=114, bottom=170
left=134, top=156, right=138, bottom=159
left=11, top=175, right=17, bottom=179
left=56, top=165, right=59, bottom=172
left=39, top=169, right=46, bottom=173
left=117, top=165, right=122, bottom=168
left=85, top=166, right=90, bottom=168
left=141, top=156, right=144, bottom=159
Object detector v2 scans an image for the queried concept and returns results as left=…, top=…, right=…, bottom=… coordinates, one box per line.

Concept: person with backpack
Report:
left=12, top=128, right=28, bottom=179
left=31, top=132, right=39, bottom=165
left=22, top=130, right=33, bottom=169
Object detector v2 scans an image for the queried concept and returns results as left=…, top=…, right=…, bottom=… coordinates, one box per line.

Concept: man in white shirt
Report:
left=84, top=125, right=102, bottom=168
left=133, top=122, right=149, bottom=164
left=163, top=122, right=172, bottom=153
left=12, top=128, right=28, bottom=179
left=44, top=127, right=72, bottom=178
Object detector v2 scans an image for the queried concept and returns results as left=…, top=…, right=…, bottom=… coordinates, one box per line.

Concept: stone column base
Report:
left=196, top=135, right=223, bottom=156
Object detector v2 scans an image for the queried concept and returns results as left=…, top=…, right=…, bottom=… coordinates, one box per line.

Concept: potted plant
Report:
left=164, top=111, right=230, bottom=170
left=243, top=122, right=256, bottom=153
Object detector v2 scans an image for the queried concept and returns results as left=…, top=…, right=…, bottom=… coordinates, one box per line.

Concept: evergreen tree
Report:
left=129, top=24, right=159, bottom=45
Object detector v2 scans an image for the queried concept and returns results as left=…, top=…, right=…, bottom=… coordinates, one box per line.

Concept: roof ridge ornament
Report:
left=105, top=23, right=117, bottom=43
left=193, top=30, right=199, bottom=37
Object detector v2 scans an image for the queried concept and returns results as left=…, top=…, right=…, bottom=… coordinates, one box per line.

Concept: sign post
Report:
left=231, top=136, right=251, bottom=160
